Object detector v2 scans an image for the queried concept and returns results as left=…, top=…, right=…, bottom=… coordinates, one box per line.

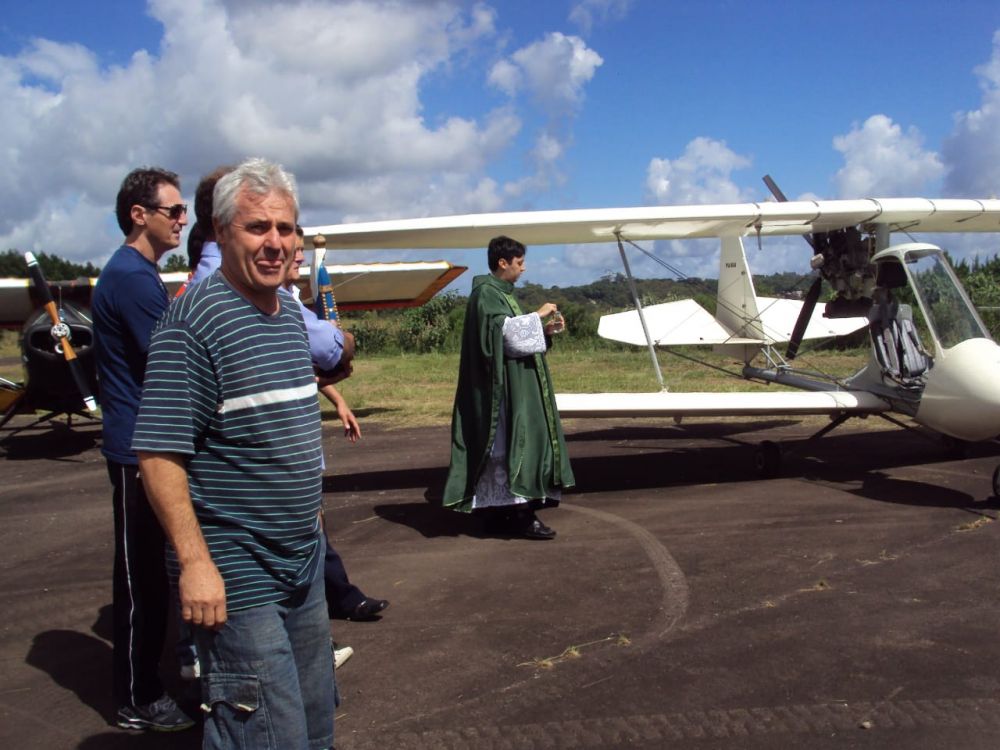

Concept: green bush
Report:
left=396, top=293, right=464, bottom=353
left=559, top=301, right=599, bottom=341
left=350, top=312, right=397, bottom=354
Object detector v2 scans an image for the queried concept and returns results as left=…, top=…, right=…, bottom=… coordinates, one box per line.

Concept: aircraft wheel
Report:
left=754, top=441, right=782, bottom=479
left=993, top=465, right=1000, bottom=499
left=942, top=435, right=969, bottom=459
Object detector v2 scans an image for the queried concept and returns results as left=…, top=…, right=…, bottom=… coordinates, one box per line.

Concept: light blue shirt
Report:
left=189, top=241, right=222, bottom=286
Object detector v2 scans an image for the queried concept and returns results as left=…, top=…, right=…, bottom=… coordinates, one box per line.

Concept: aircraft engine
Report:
left=813, top=226, right=877, bottom=310
left=20, top=302, right=99, bottom=414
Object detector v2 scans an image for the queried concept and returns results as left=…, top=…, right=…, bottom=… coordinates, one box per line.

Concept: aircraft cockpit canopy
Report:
left=901, top=246, right=991, bottom=350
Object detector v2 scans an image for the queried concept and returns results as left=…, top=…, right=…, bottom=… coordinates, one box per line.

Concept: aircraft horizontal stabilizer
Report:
left=599, top=300, right=762, bottom=347
left=755, top=297, right=869, bottom=342
left=598, top=297, right=868, bottom=348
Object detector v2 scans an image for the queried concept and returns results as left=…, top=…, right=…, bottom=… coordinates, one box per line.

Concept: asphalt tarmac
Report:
left=2, top=413, right=1000, bottom=749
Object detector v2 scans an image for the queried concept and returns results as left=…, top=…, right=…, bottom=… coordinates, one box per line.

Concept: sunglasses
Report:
left=144, top=203, right=188, bottom=220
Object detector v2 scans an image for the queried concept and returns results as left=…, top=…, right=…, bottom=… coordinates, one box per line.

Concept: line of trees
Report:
left=5, top=247, right=1000, bottom=352
left=0, top=250, right=101, bottom=280
left=342, top=272, right=849, bottom=355
left=0, top=248, right=189, bottom=279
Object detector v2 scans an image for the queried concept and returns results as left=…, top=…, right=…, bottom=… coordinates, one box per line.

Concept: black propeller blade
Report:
left=786, top=276, right=822, bottom=361
left=24, top=252, right=97, bottom=412
left=762, top=175, right=822, bottom=361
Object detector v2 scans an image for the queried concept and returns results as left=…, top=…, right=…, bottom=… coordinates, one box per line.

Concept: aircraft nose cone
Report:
left=918, top=338, right=1000, bottom=442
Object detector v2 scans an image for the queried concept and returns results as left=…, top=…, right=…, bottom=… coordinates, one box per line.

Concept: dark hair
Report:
left=115, top=167, right=180, bottom=235
left=487, top=235, right=526, bottom=271
left=194, top=165, right=235, bottom=232
left=295, top=224, right=304, bottom=238
left=187, top=165, right=234, bottom=269
left=186, top=221, right=206, bottom=270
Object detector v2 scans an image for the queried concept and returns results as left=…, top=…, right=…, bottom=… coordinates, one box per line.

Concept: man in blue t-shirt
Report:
left=134, top=158, right=337, bottom=750
left=92, top=167, right=194, bottom=732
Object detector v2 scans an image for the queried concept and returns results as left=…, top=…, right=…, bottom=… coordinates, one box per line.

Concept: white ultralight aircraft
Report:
left=304, top=194, right=1000, bottom=492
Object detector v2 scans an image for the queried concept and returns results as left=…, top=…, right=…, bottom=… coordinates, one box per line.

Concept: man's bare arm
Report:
left=137, top=451, right=228, bottom=630
left=339, top=329, right=356, bottom=364
left=320, top=384, right=362, bottom=442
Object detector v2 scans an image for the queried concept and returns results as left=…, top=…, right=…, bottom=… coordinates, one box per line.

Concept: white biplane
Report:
left=304, top=190, right=1000, bottom=492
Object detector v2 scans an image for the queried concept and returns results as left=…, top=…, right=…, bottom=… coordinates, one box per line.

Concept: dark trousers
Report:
left=323, top=537, right=364, bottom=618
left=108, top=460, right=169, bottom=707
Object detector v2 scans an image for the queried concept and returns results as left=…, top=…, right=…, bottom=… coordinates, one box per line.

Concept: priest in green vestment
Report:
left=442, top=236, right=575, bottom=539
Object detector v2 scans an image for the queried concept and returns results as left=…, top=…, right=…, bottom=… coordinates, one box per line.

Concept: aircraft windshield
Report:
left=905, top=250, right=990, bottom=349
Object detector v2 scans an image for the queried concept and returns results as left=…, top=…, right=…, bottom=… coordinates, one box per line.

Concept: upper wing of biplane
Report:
left=303, top=198, right=1000, bottom=250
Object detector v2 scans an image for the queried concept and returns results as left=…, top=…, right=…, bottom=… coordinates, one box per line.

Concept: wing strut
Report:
left=616, top=233, right=665, bottom=390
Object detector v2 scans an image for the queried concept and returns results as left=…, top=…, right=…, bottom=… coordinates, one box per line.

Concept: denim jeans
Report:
left=195, top=556, right=334, bottom=750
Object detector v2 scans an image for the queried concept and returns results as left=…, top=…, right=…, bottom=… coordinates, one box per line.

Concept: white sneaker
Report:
left=180, top=658, right=201, bottom=681
left=333, top=644, right=354, bottom=670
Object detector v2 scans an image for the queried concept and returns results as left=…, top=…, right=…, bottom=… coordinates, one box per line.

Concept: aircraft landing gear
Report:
left=752, top=414, right=856, bottom=479
left=942, top=434, right=969, bottom=459
left=754, top=440, right=782, bottom=478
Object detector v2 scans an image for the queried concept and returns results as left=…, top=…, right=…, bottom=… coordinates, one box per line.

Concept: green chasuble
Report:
left=442, top=274, right=575, bottom=512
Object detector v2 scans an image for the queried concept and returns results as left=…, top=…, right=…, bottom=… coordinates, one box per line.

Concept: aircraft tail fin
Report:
left=716, top=236, right=766, bottom=341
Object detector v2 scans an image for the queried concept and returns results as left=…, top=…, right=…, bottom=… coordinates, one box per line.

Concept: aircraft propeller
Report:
left=762, top=176, right=875, bottom=361
left=24, top=252, right=98, bottom=413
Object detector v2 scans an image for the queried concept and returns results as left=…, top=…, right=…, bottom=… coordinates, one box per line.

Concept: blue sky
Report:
left=1, top=0, right=999, bottom=290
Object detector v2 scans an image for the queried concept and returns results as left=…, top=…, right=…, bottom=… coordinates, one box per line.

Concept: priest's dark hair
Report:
left=487, top=235, right=526, bottom=271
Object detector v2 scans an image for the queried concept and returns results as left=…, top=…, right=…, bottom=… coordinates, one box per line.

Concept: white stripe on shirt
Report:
left=218, top=383, right=318, bottom=415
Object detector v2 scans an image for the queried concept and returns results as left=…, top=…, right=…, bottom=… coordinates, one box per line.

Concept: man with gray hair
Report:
left=132, top=158, right=335, bottom=749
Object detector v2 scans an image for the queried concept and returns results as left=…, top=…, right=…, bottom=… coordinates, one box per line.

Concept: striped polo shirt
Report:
left=132, top=272, right=323, bottom=611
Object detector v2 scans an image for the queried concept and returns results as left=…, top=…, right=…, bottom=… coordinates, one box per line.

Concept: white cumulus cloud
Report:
left=832, top=114, right=943, bottom=197
left=942, top=29, right=1000, bottom=198
left=0, top=0, right=519, bottom=266
left=568, top=0, right=633, bottom=35
left=488, top=32, right=603, bottom=116
left=645, top=137, right=753, bottom=205
left=487, top=31, right=603, bottom=205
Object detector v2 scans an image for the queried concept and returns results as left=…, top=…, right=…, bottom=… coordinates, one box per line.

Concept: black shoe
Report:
left=513, top=509, right=556, bottom=540
left=523, top=518, right=556, bottom=540
left=116, top=695, right=195, bottom=732
left=348, top=598, right=390, bottom=621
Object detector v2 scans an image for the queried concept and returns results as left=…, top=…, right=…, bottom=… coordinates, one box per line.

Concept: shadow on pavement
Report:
left=77, top=731, right=201, bottom=749
left=1, top=420, right=100, bottom=460
left=25, top=604, right=203, bottom=749
left=844, top=470, right=1000, bottom=511
left=26, top=629, right=114, bottom=724
left=564, top=419, right=798, bottom=442
left=373, top=502, right=480, bottom=539
left=324, top=466, right=444, bottom=494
